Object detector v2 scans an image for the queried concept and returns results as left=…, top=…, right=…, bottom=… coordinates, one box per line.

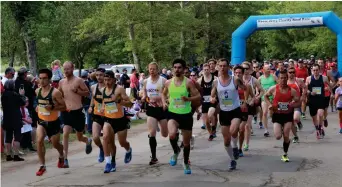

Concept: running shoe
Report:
left=149, top=157, right=159, bottom=165
left=85, top=138, right=93, bottom=154
left=324, top=120, right=328, bottom=127
left=259, top=122, right=264, bottom=129
left=169, top=153, right=179, bottom=166
left=316, top=131, right=321, bottom=139
left=321, top=128, right=325, bottom=137
left=251, top=129, right=254, bottom=135
left=197, top=113, right=202, bottom=120
left=238, top=149, right=244, bottom=157
left=124, top=147, right=132, bottom=164
left=233, top=147, right=239, bottom=160
left=208, top=134, right=214, bottom=141
left=63, top=159, right=69, bottom=168
left=339, top=128, right=342, bottom=134
left=36, top=166, right=46, bottom=176
left=301, top=113, right=306, bottom=119
left=104, top=163, right=113, bottom=173
left=13, top=155, right=24, bottom=161
left=201, top=124, right=206, bottom=129
left=243, top=144, right=249, bottom=151
left=111, top=162, right=116, bottom=172
left=98, top=148, right=104, bottom=163
left=292, top=136, right=299, bottom=143
left=183, top=163, right=192, bottom=174
left=212, top=133, right=217, bottom=138
left=229, top=160, right=237, bottom=171
left=281, top=154, right=289, bottom=162
left=297, top=122, right=303, bottom=130
left=57, top=157, right=64, bottom=168
left=264, top=131, right=270, bottom=137
left=6, top=155, right=13, bottom=161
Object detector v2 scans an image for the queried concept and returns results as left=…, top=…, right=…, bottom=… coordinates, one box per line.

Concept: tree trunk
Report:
left=24, top=38, right=37, bottom=76
left=149, top=1, right=156, bottom=62
left=9, top=46, right=16, bottom=67
left=205, top=3, right=214, bottom=61
left=179, top=1, right=185, bottom=59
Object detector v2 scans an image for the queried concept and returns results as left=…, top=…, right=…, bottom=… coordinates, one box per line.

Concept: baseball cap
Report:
left=81, top=71, right=88, bottom=78
left=18, top=67, right=29, bottom=74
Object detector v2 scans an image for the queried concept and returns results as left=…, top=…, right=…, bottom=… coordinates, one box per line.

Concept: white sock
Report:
left=231, top=137, right=238, bottom=148
left=105, top=156, right=112, bottom=164
left=224, top=145, right=234, bottom=161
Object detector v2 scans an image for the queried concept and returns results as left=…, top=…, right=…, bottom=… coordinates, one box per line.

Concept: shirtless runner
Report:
left=59, top=61, right=92, bottom=168
left=35, top=68, right=66, bottom=176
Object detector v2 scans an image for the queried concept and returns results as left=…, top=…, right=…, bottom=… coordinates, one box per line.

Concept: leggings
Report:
left=5, top=128, right=21, bottom=143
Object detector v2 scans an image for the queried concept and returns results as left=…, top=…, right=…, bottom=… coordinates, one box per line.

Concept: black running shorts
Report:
left=272, top=113, right=293, bottom=126
left=62, top=108, right=85, bottom=132
left=146, top=105, right=167, bottom=121
left=167, top=111, right=193, bottom=131
left=39, top=119, right=61, bottom=138
left=219, top=107, right=242, bottom=126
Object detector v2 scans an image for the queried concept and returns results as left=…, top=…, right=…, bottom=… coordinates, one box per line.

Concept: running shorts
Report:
left=38, top=119, right=61, bottom=138
left=247, top=104, right=257, bottom=116
left=324, top=96, right=330, bottom=108
left=62, top=108, right=85, bottom=132
left=167, top=112, right=193, bottom=131
left=92, top=114, right=105, bottom=127
left=104, top=117, right=129, bottom=133
left=146, top=105, right=167, bottom=121
left=219, top=107, right=242, bottom=126
left=272, top=112, right=293, bottom=126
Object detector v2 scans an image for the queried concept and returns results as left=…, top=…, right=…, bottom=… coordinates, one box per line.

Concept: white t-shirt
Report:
left=21, top=108, right=32, bottom=133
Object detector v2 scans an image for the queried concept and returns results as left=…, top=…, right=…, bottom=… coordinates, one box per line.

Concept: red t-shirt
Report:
left=295, top=67, right=308, bottom=80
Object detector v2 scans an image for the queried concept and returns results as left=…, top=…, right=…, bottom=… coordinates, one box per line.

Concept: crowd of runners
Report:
left=1, top=56, right=341, bottom=176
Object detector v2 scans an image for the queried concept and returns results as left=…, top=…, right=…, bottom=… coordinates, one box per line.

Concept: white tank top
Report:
left=217, top=77, right=240, bottom=111
left=146, top=76, right=163, bottom=98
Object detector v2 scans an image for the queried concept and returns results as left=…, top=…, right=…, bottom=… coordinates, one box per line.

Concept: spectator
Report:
left=51, top=60, right=63, bottom=88
left=130, top=68, right=140, bottom=100
left=167, top=70, right=172, bottom=79
left=161, top=68, right=169, bottom=79
left=89, top=72, right=97, bottom=86
left=81, top=71, right=92, bottom=133
left=20, top=97, right=36, bottom=151
left=2, top=67, right=15, bottom=85
left=2, top=80, right=26, bottom=161
left=120, top=68, right=130, bottom=88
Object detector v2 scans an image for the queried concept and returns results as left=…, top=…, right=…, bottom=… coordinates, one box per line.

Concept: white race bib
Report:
left=278, top=102, right=289, bottom=111
left=96, top=103, right=102, bottom=113
left=105, top=103, right=118, bottom=114
left=312, top=87, right=321, bottom=95
left=38, top=105, right=50, bottom=116
left=173, top=98, right=185, bottom=108
left=222, top=98, right=233, bottom=107
left=203, top=96, right=210, bottom=103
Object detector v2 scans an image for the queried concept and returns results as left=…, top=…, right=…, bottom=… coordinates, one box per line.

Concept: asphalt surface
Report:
left=2, top=111, right=342, bottom=187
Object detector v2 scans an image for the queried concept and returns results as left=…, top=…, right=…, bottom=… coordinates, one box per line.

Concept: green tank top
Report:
left=260, top=75, right=276, bottom=101
left=168, top=78, right=191, bottom=114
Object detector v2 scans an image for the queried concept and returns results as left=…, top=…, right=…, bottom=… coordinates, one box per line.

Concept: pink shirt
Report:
left=130, top=74, right=139, bottom=88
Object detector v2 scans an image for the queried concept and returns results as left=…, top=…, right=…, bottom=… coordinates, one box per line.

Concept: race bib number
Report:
left=203, top=96, right=210, bottom=103
left=278, top=102, right=289, bottom=111
left=38, top=105, right=50, bottom=116
left=96, top=103, right=102, bottom=113
left=222, top=98, right=233, bottom=107
left=173, top=98, right=185, bottom=108
left=312, top=87, right=321, bottom=95
left=105, top=103, right=118, bottom=114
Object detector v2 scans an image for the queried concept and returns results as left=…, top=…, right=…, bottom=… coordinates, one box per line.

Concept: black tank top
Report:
left=103, top=84, right=118, bottom=103
left=211, top=71, right=218, bottom=77
left=37, top=87, right=54, bottom=106
left=201, top=75, right=214, bottom=97
left=308, top=75, right=324, bottom=99
left=93, top=84, right=103, bottom=103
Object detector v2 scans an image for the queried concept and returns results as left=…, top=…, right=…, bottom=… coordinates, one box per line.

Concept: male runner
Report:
left=162, top=59, right=201, bottom=174
left=287, top=67, right=306, bottom=143
left=241, top=62, right=264, bottom=151
left=142, top=62, right=168, bottom=165
left=197, top=63, right=217, bottom=141
left=259, top=64, right=278, bottom=136
left=59, top=61, right=92, bottom=168
left=35, top=68, right=66, bottom=176
left=88, top=68, right=106, bottom=163
left=318, top=59, right=332, bottom=128
left=102, top=71, right=133, bottom=173
left=234, top=65, right=254, bottom=157
left=210, top=59, right=246, bottom=170
left=328, top=63, right=340, bottom=112
left=306, top=64, right=331, bottom=139
left=265, top=69, right=300, bottom=162
left=295, top=59, right=308, bottom=118
left=208, top=59, right=219, bottom=77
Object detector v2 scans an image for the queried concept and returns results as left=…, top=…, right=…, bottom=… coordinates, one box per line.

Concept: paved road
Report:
left=2, top=111, right=342, bottom=187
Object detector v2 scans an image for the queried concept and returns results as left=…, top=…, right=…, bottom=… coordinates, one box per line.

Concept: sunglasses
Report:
left=288, top=71, right=295, bottom=74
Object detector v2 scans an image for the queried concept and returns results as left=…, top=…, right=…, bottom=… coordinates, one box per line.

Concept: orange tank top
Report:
left=103, top=85, right=124, bottom=119
left=93, top=84, right=104, bottom=116
left=37, top=87, right=59, bottom=122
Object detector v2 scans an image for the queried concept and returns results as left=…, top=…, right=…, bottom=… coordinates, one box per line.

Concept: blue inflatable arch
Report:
left=231, top=11, right=342, bottom=74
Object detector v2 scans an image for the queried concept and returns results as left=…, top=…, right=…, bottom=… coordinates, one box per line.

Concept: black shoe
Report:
left=13, top=155, right=25, bottom=161
left=297, top=122, right=303, bottom=130
left=149, top=157, right=159, bottom=165
left=232, top=148, right=239, bottom=160
left=29, top=148, right=37, bottom=152
left=264, top=132, right=270, bottom=137
left=323, top=120, right=328, bottom=127
left=6, top=155, right=13, bottom=161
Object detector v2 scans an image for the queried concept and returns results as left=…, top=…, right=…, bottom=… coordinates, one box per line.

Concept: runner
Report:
left=259, top=64, right=278, bottom=136
left=197, top=63, right=217, bottom=141
left=162, top=58, right=201, bottom=174
left=210, top=59, right=246, bottom=170
left=208, top=59, right=219, bottom=77
left=88, top=68, right=106, bottom=163
left=102, top=70, right=133, bottom=173
left=35, top=68, right=66, bottom=176
left=241, top=62, right=264, bottom=151
left=334, top=77, right=342, bottom=134
left=287, top=67, right=306, bottom=143
left=59, top=61, right=92, bottom=168
left=234, top=65, right=254, bottom=157
left=264, top=69, right=300, bottom=162
left=295, top=59, right=309, bottom=119
left=141, top=62, right=168, bottom=165
left=328, top=63, right=340, bottom=112
left=306, top=64, right=331, bottom=139
left=317, top=59, right=332, bottom=128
